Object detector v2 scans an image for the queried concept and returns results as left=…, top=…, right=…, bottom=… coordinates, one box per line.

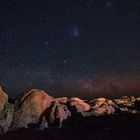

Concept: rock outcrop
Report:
left=68, top=97, right=90, bottom=113
left=12, top=89, right=53, bottom=130
left=114, top=96, right=135, bottom=106
left=0, top=103, right=14, bottom=134
left=0, top=88, right=139, bottom=134
left=0, top=87, right=8, bottom=112
left=54, top=97, right=68, bottom=104
left=43, top=101, right=71, bottom=128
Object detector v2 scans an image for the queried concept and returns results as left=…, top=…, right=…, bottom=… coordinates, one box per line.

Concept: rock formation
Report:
left=0, top=87, right=140, bottom=134
left=12, top=89, right=53, bottom=130
left=0, top=87, right=8, bottom=112
left=68, top=97, right=90, bottom=113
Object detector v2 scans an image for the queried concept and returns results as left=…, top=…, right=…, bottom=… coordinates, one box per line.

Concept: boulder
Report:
left=12, top=89, right=53, bottom=130
left=89, top=98, right=114, bottom=109
left=0, top=87, right=8, bottom=112
left=136, top=97, right=140, bottom=102
left=61, top=104, right=71, bottom=118
left=114, top=96, right=131, bottom=104
left=0, top=103, right=14, bottom=134
left=106, top=99, right=115, bottom=106
left=114, top=96, right=135, bottom=108
left=54, top=97, right=68, bottom=104
left=68, top=97, right=90, bottom=113
left=39, top=116, right=48, bottom=130
left=82, top=105, right=115, bottom=117
left=43, top=101, right=70, bottom=128
left=130, top=96, right=136, bottom=102
left=93, top=105, right=115, bottom=116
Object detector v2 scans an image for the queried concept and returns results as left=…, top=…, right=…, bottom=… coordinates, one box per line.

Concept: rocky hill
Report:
left=0, top=87, right=140, bottom=134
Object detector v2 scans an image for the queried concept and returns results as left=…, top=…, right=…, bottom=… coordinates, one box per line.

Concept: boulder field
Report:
left=0, top=87, right=140, bottom=134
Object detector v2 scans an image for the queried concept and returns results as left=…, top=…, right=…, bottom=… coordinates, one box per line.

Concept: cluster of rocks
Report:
left=0, top=87, right=140, bottom=134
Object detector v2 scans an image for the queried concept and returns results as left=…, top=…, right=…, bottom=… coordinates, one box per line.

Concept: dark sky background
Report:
left=0, top=0, right=140, bottom=98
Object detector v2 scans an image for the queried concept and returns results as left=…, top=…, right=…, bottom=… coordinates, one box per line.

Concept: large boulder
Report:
left=0, top=87, right=8, bottom=112
left=12, top=89, right=53, bottom=130
left=68, top=97, right=90, bottom=113
left=48, top=101, right=70, bottom=128
left=0, top=103, right=14, bottom=134
left=40, top=101, right=71, bottom=129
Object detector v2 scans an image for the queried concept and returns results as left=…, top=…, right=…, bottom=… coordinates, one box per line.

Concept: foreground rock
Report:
left=0, top=87, right=8, bottom=112
left=0, top=103, right=14, bottom=134
left=0, top=88, right=140, bottom=134
left=40, top=101, right=71, bottom=129
left=12, top=89, right=53, bottom=130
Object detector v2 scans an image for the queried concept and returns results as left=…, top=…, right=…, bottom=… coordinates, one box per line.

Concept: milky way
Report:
left=0, top=0, right=140, bottom=97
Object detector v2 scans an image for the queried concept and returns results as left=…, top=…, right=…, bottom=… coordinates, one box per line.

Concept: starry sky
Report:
left=0, top=0, right=140, bottom=98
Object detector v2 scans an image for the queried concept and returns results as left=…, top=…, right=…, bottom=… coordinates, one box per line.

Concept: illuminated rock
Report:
left=12, top=89, right=53, bottom=130
left=130, top=96, right=136, bottom=102
left=136, top=97, right=140, bottom=102
left=89, top=98, right=106, bottom=108
left=54, top=97, right=68, bottom=104
left=114, top=96, right=131, bottom=104
left=93, top=105, right=115, bottom=116
left=82, top=105, right=115, bottom=117
left=0, top=87, right=8, bottom=112
left=68, top=97, right=90, bottom=113
left=114, top=96, right=136, bottom=108
left=89, top=98, right=115, bottom=109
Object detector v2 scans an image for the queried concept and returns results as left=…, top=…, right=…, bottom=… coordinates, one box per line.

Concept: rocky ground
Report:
left=0, top=114, right=140, bottom=140
left=0, top=87, right=140, bottom=139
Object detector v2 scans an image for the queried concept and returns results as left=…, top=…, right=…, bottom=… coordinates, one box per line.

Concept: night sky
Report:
left=0, top=0, right=140, bottom=98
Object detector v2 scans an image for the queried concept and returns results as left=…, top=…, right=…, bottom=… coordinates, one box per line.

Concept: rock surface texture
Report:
left=12, top=89, right=53, bottom=130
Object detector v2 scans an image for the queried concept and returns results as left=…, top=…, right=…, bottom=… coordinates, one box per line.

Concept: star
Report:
left=44, top=41, right=48, bottom=46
